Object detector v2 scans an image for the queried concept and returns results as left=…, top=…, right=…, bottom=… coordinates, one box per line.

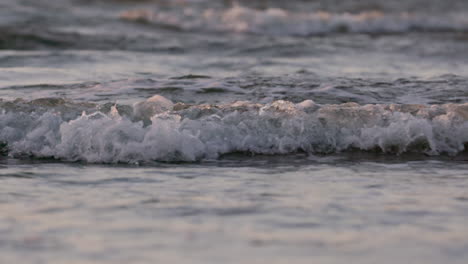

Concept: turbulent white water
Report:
left=1, top=96, right=467, bottom=163
left=121, top=4, right=468, bottom=36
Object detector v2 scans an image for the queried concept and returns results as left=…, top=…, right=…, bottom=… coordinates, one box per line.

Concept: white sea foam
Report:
left=1, top=96, right=468, bottom=163
left=120, top=5, right=468, bottom=36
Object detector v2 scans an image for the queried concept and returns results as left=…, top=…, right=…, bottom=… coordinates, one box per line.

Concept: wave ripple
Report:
left=1, top=96, right=467, bottom=162
left=121, top=5, right=468, bottom=36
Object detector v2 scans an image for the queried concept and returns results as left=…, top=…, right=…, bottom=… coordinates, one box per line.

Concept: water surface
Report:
left=1, top=0, right=468, bottom=263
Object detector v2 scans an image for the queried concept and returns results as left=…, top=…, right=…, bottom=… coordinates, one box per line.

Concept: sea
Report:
left=1, top=0, right=468, bottom=263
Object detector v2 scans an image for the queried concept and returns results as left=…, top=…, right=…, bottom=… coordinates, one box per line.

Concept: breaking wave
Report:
left=120, top=5, right=468, bottom=36
left=1, top=96, right=468, bottom=163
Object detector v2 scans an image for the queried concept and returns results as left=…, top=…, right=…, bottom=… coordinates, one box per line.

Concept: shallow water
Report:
left=2, top=157, right=468, bottom=264
left=1, top=0, right=468, bottom=263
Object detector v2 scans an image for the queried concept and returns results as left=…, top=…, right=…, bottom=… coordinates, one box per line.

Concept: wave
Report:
left=1, top=96, right=468, bottom=163
left=120, top=5, right=468, bottom=36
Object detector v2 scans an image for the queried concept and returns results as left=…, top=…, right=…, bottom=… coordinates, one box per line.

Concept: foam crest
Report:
left=121, top=5, right=468, bottom=36
left=1, top=97, right=468, bottom=163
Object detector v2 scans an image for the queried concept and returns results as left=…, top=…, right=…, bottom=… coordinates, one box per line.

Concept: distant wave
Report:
left=1, top=96, right=467, bottom=163
left=120, top=4, right=468, bottom=36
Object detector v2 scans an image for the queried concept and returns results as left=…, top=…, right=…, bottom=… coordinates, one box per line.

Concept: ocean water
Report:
left=1, top=0, right=468, bottom=263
